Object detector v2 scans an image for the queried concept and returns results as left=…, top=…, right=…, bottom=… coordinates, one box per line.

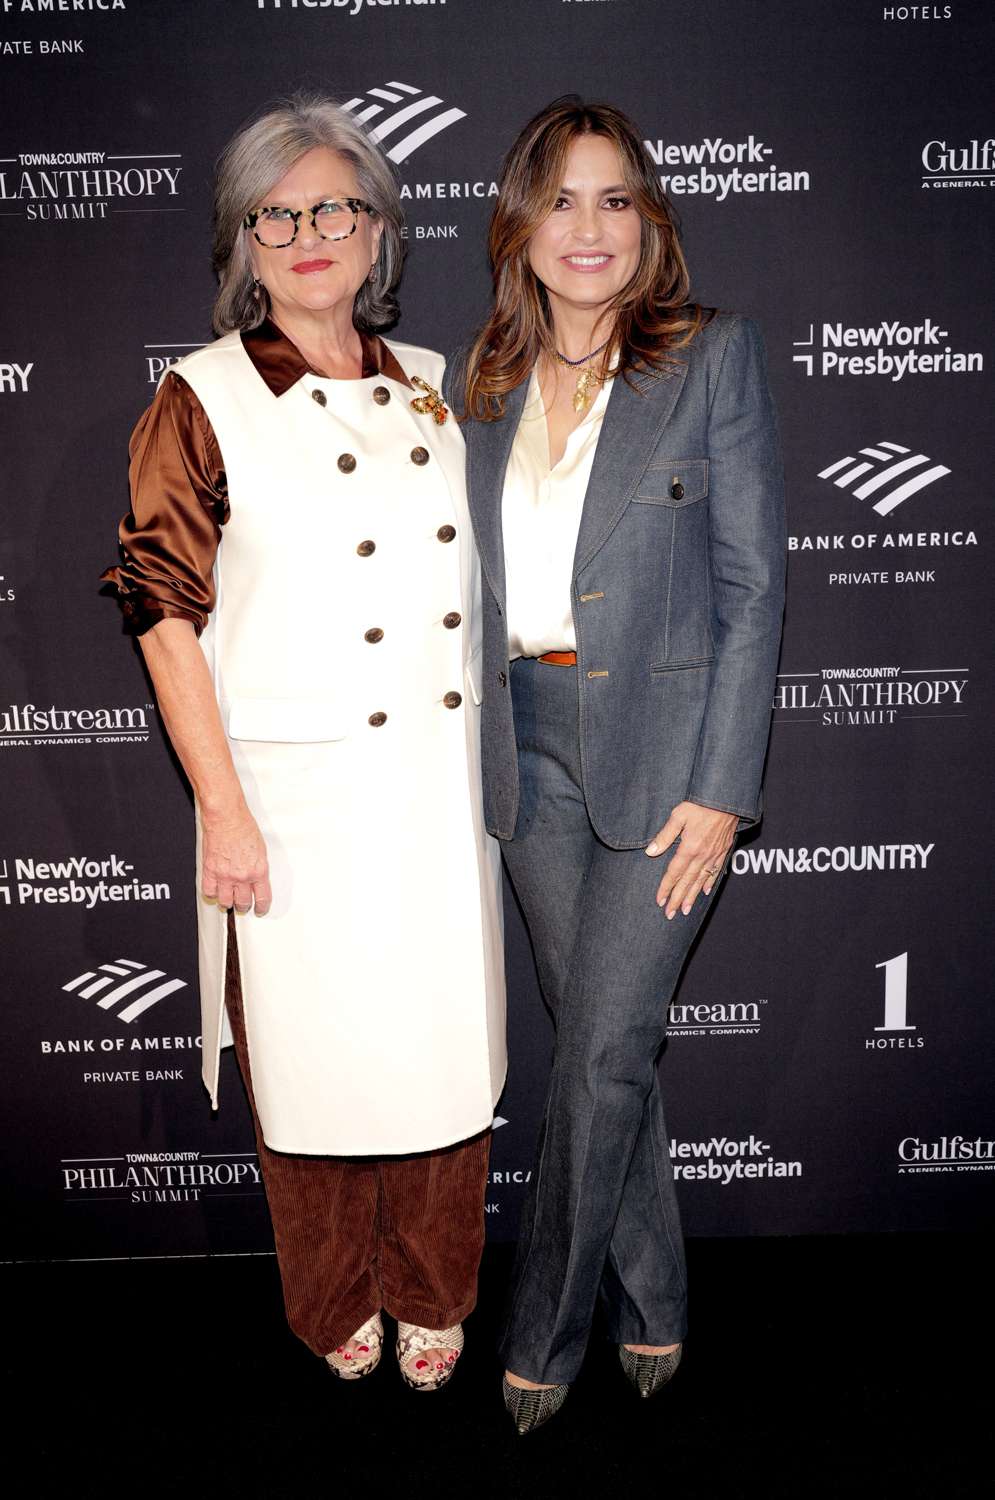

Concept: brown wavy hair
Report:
left=463, top=95, right=712, bottom=420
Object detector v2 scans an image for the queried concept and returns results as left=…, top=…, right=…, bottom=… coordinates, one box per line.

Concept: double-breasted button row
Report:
left=364, top=627, right=384, bottom=644
left=443, top=691, right=463, bottom=710
left=443, top=612, right=461, bottom=630
left=368, top=711, right=387, bottom=728
left=372, top=385, right=391, bottom=406
left=437, top=524, right=456, bottom=543
left=311, top=388, right=327, bottom=407
left=338, top=453, right=357, bottom=474
left=357, top=539, right=376, bottom=557
left=411, top=446, right=430, bottom=466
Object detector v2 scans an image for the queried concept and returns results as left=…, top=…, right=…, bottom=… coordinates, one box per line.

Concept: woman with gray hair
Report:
left=102, top=96, right=506, bottom=1391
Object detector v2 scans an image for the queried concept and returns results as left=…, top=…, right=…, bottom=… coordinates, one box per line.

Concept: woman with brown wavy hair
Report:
left=448, top=97, right=785, bottom=1432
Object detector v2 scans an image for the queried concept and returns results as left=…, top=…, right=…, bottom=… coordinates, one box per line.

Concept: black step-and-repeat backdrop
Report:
left=2, top=1, right=992, bottom=1262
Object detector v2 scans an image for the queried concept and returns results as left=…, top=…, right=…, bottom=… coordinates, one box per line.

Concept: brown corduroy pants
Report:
left=225, top=915, right=492, bottom=1356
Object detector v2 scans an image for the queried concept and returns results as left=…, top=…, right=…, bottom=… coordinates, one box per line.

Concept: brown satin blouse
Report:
left=101, top=318, right=412, bottom=637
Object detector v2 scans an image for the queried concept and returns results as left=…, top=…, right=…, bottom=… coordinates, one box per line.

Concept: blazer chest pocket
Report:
left=227, top=697, right=347, bottom=743
left=634, top=458, right=708, bottom=507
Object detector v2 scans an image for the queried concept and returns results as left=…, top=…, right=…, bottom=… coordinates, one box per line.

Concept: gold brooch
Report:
left=410, top=375, right=448, bottom=425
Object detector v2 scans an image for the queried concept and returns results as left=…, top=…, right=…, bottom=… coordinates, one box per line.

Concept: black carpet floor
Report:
left=5, top=1233, right=988, bottom=1498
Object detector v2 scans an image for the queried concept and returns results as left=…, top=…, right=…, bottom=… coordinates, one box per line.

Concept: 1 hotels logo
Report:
left=342, top=81, right=466, bottom=164
left=818, top=442, right=950, bottom=517
left=62, top=959, right=187, bottom=1024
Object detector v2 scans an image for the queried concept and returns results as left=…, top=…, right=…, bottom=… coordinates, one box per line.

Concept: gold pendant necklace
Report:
left=554, top=336, right=612, bottom=414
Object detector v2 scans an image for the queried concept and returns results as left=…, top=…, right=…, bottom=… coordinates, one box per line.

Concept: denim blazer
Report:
left=447, top=313, right=786, bottom=849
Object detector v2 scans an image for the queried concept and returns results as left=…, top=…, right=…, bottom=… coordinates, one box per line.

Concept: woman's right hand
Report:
left=201, top=806, right=272, bottom=916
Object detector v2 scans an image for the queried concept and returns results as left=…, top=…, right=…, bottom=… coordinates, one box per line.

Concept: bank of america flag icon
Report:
left=818, top=441, right=950, bottom=517
left=342, top=82, right=466, bottom=162
left=63, top=960, right=187, bottom=1023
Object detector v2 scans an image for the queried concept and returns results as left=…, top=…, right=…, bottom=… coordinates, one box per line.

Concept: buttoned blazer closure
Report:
left=450, top=313, right=786, bottom=848
left=167, top=333, right=505, bottom=1154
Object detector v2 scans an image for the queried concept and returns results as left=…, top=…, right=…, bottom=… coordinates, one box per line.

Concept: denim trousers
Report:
left=225, top=914, right=491, bottom=1357
left=500, top=657, right=722, bottom=1384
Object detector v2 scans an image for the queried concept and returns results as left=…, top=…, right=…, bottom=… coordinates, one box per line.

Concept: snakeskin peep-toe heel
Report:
left=324, top=1312, right=383, bottom=1380
left=396, top=1322, right=464, bottom=1391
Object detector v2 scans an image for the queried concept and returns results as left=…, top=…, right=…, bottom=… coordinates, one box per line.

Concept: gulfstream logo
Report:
left=646, top=135, right=810, bottom=201
left=0, top=702, right=150, bottom=745
left=898, top=1136, right=995, bottom=1173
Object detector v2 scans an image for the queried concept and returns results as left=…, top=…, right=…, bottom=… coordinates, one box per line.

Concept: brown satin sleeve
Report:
left=100, top=372, right=228, bottom=637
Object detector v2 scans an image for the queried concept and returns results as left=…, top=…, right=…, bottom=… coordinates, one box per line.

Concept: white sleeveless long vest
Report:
left=175, top=332, right=506, bottom=1155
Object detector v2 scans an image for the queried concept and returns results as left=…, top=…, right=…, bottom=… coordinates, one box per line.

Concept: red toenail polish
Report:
left=336, top=1347, right=343, bottom=1354
left=436, top=1362, right=444, bottom=1369
left=344, top=1352, right=352, bottom=1359
left=415, top=1359, right=429, bottom=1370
left=357, top=1345, right=369, bottom=1353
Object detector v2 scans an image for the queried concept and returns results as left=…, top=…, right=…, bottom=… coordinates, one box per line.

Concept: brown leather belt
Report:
left=537, top=651, right=577, bottom=667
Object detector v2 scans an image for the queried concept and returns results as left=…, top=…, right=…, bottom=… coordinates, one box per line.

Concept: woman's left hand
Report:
left=645, top=802, right=738, bottom=919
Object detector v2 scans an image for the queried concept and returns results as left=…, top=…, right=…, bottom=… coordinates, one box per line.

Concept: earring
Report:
left=252, top=276, right=262, bottom=298
left=368, top=263, right=377, bottom=283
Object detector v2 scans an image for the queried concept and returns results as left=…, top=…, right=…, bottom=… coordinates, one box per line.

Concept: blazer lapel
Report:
left=466, top=379, right=528, bottom=607
left=573, top=361, right=689, bottom=577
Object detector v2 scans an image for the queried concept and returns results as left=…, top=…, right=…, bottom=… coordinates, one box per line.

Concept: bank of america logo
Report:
left=63, top=960, right=187, bottom=1023
left=818, top=442, right=950, bottom=517
left=342, top=82, right=466, bottom=162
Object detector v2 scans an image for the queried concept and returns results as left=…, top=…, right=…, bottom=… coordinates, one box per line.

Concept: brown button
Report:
left=338, top=453, right=357, bottom=474
left=411, top=446, right=430, bottom=466
left=364, top=627, right=384, bottom=644
left=443, top=691, right=462, bottom=710
left=443, top=612, right=461, bottom=630
left=437, top=524, right=456, bottom=543
left=670, top=480, right=685, bottom=501
left=311, top=388, right=327, bottom=407
left=368, top=711, right=387, bottom=727
left=356, top=540, right=376, bottom=557
left=372, top=385, right=390, bottom=406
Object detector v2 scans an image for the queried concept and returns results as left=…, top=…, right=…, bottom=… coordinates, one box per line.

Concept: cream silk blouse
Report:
left=503, top=365, right=614, bottom=660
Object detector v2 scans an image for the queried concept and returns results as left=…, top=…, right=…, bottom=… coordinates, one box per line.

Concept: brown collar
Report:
left=241, top=316, right=412, bottom=395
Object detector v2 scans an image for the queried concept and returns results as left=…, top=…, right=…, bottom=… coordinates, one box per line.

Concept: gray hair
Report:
left=212, top=94, right=405, bottom=335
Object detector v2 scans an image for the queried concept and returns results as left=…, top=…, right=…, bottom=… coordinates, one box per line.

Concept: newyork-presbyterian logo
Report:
left=791, top=318, right=984, bottom=381
left=818, top=441, right=951, bottom=517
left=62, top=959, right=188, bottom=1024
left=342, top=81, right=466, bottom=163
